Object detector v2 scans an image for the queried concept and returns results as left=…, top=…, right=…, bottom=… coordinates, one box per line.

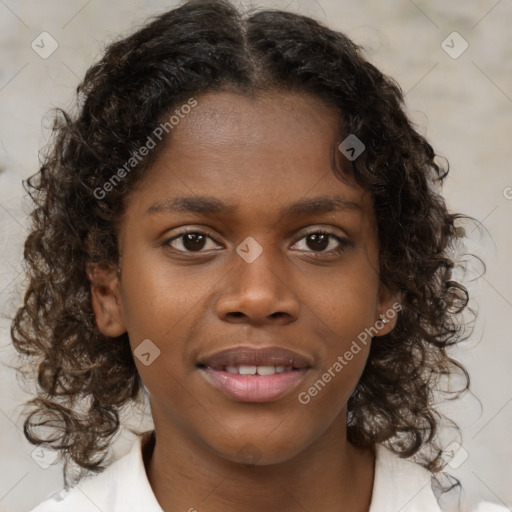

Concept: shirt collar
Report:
left=369, top=444, right=442, bottom=512
left=113, top=431, right=163, bottom=512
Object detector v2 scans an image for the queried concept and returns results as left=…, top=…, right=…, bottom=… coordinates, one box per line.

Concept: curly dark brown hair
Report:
left=12, top=0, right=475, bottom=487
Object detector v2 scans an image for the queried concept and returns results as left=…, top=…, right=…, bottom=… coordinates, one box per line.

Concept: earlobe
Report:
left=87, top=263, right=127, bottom=337
left=375, top=312, right=395, bottom=336
left=375, top=286, right=401, bottom=337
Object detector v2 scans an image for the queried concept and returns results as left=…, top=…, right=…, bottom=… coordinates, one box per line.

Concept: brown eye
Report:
left=163, top=230, right=221, bottom=253
left=292, top=230, right=349, bottom=255
left=181, top=233, right=207, bottom=251
left=305, top=233, right=330, bottom=251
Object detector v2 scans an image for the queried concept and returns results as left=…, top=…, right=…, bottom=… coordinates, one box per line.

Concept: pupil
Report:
left=308, top=233, right=328, bottom=251
left=184, top=233, right=206, bottom=251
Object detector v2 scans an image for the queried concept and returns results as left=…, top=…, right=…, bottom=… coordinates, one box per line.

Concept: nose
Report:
left=215, top=241, right=300, bottom=326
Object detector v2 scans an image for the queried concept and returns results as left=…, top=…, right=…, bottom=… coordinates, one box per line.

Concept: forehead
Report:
left=169, top=89, right=339, bottom=156
left=126, top=90, right=372, bottom=222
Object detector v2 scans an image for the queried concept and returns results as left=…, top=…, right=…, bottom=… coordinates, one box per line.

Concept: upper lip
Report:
left=197, top=346, right=312, bottom=370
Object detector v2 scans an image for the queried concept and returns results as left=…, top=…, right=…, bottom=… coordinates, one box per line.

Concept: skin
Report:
left=90, top=90, right=398, bottom=512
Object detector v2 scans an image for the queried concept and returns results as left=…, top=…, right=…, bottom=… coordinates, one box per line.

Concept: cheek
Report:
left=300, top=314, right=373, bottom=417
left=118, top=250, right=199, bottom=339
left=307, top=265, right=380, bottom=340
left=302, top=257, right=379, bottom=387
left=118, top=255, right=210, bottom=382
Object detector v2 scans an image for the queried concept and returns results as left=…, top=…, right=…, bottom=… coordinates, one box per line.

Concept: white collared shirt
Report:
left=29, top=433, right=507, bottom=512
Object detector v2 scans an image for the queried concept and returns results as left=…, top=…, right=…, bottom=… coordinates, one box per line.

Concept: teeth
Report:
left=256, top=365, right=275, bottom=375
left=239, top=365, right=257, bottom=375
left=223, top=365, right=290, bottom=375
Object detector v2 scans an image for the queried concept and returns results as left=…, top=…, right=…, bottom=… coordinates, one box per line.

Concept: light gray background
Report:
left=0, top=1, right=511, bottom=511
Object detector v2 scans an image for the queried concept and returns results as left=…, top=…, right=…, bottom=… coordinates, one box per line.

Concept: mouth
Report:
left=198, top=363, right=299, bottom=375
left=197, top=346, right=312, bottom=403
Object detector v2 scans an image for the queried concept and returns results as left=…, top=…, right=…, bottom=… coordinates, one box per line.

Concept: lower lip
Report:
left=200, top=368, right=309, bottom=402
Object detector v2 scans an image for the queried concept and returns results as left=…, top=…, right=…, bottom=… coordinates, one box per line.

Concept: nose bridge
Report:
left=215, top=234, right=299, bottom=322
left=236, top=234, right=282, bottom=287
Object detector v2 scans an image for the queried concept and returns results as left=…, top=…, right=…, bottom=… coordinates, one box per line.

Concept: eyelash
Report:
left=162, top=228, right=350, bottom=257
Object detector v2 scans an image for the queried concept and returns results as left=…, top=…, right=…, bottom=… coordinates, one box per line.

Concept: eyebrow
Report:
left=145, top=195, right=361, bottom=218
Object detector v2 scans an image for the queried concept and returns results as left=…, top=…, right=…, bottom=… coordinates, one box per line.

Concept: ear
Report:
left=374, top=283, right=401, bottom=337
left=87, top=262, right=127, bottom=337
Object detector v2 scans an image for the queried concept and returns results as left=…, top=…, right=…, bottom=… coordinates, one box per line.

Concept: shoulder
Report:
left=370, top=443, right=442, bottom=511
left=371, top=444, right=509, bottom=512
left=29, top=432, right=162, bottom=512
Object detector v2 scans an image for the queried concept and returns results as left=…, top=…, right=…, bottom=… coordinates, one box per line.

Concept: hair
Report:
left=12, top=0, right=475, bottom=487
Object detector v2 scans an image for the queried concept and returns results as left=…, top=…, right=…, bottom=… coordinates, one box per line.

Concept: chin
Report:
left=204, top=434, right=309, bottom=467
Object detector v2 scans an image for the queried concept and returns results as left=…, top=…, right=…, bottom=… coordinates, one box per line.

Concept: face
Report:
left=90, top=90, right=397, bottom=465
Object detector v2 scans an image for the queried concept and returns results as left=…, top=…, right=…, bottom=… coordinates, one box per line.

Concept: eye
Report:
left=163, top=229, right=221, bottom=253
left=163, top=228, right=351, bottom=256
left=292, top=230, right=350, bottom=256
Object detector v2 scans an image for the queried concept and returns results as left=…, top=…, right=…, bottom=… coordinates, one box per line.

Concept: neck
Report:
left=145, top=417, right=375, bottom=512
